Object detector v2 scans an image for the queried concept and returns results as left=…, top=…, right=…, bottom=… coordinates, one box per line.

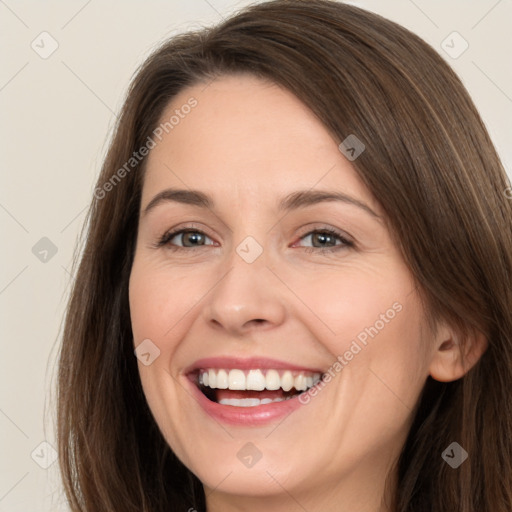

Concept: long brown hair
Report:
left=56, top=1, right=512, bottom=510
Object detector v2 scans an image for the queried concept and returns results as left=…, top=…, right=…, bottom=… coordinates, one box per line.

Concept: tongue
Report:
left=216, top=389, right=290, bottom=401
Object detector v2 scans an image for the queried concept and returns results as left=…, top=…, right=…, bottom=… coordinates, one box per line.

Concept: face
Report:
left=129, top=74, right=435, bottom=509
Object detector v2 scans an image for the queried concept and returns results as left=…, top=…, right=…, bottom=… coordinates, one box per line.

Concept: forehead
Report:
left=141, top=73, right=380, bottom=216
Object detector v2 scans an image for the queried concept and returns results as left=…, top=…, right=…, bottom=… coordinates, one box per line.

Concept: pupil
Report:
left=315, top=233, right=334, bottom=247
left=185, top=232, right=203, bottom=246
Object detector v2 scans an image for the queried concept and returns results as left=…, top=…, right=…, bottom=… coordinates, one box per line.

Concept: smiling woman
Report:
left=56, top=1, right=512, bottom=511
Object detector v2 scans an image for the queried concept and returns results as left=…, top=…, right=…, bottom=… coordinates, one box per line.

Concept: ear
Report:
left=428, top=323, right=488, bottom=382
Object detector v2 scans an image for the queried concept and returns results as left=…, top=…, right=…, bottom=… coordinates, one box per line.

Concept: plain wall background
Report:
left=1, top=1, right=510, bottom=510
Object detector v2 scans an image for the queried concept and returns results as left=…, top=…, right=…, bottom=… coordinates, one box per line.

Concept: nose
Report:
left=201, top=246, right=287, bottom=336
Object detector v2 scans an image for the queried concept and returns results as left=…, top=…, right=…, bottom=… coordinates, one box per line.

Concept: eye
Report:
left=294, top=228, right=354, bottom=254
left=156, top=228, right=215, bottom=250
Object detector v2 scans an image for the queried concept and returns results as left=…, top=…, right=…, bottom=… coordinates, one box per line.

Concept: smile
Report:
left=184, top=357, right=325, bottom=425
left=198, top=368, right=322, bottom=406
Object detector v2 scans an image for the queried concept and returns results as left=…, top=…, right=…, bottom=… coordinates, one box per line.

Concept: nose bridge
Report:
left=201, top=233, right=286, bottom=333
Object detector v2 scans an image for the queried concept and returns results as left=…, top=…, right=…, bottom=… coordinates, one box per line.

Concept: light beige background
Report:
left=1, top=0, right=510, bottom=510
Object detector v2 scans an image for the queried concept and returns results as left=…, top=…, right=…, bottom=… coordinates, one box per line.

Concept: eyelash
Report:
left=155, top=226, right=354, bottom=254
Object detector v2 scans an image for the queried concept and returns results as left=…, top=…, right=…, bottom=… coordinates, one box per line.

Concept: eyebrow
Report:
left=142, top=188, right=380, bottom=219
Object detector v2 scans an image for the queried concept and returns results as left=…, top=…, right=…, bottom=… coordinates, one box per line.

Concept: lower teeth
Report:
left=218, top=396, right=296, bottom=407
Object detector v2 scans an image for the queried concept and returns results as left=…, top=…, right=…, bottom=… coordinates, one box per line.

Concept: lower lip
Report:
left=185, top=376, right=307, bottom=426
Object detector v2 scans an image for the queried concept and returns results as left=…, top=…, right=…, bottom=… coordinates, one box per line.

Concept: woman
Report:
left=57, top=1, right=512, bottom=510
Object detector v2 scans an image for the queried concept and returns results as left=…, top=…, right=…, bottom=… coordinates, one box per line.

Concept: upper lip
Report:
left=184, top=356, right=324, bottom=375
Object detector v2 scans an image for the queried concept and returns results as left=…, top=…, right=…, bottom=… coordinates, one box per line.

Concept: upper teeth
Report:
left=199, top=368, right=321, bottom=392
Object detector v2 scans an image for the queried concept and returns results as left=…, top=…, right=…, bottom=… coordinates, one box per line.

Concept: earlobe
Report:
left=429, top=327, right=488, bottom=383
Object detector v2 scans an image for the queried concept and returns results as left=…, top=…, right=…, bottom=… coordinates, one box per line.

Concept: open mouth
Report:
left=193, top=368, right=323, bottom=407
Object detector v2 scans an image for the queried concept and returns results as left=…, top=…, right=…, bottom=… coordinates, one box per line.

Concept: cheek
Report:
left=129, top=261, right=202, bottom=344
left=128, top=263, right=194, bottom=454
left=331, top=287, right=430, bottom=420
left=281, top=260, right=415, bottom=352
left=292, top=261, right=430, bottom=405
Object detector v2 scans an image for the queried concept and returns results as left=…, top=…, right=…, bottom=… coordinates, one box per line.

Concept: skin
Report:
left=128, top=73, right=486, bottom=512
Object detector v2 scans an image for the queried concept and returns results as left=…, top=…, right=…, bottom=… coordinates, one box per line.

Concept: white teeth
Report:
left=216, top=369, right=228, bottom=389
left=265, top=369, right=280, bottom=390
left=246, top=369, right=266, bottom=390
left=208, top=369, right=216, bottom=388
left=219, top=397, right=289, bottom=407
left=199, top=368, right=322, bottom=392
left=281, top=371, right=294, bottom=392
left=228, top=369, right=246, bottom=390
left=294, top=374, right=307, bottom=391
